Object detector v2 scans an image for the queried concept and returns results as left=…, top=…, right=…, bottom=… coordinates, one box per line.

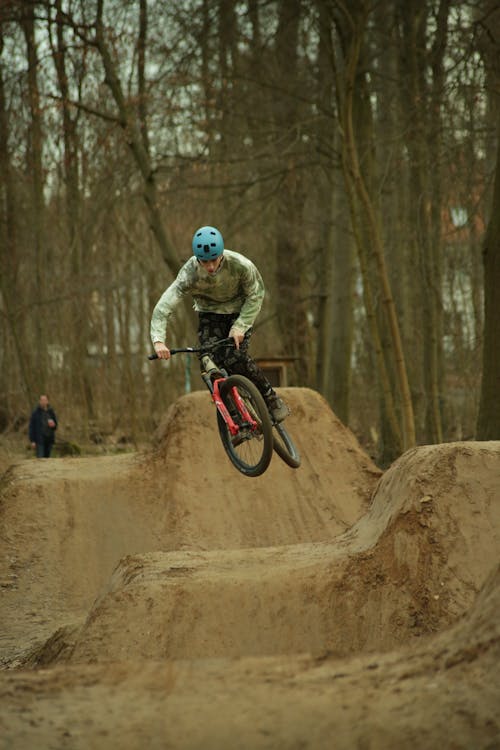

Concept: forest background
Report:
left=0, top=0, right=499, bottom=465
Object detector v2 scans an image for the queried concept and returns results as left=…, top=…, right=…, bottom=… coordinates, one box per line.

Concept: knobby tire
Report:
left=272, top=422, right=301, bottom=469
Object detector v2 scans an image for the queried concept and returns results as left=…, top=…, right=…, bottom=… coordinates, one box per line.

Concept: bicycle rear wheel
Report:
left=272, top=422, right=301, bottom=468
left=217, top=375, right=273, bottom=477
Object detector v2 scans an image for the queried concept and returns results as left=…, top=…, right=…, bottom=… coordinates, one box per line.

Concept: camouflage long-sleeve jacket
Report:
left=150, top=249, right=265, bottom=344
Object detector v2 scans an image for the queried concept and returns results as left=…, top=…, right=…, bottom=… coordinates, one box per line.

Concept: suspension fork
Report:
left=211, top=378, right=258, bottom=436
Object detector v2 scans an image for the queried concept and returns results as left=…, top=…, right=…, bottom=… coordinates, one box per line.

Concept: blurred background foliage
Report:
left=0, top=0, right=499, bottom=463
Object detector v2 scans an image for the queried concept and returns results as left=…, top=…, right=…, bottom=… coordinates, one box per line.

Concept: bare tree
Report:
left=476, top=0, right=500, bottom=438
left=94, top=0, right=180, bottom=275
left=273, top=0, right=311, bottom=383
left=396, top=0, right=449, bottom=444
left=314, top=0, right=355, bottom=422
left=22, top=4, right=47, bottom=384
left=331, top=0, right=415, bottom=450
left=0, top=23, right=35, bottom=406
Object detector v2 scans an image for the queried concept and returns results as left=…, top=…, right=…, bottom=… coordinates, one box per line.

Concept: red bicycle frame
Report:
left=212, top=378, right=259, bottom=437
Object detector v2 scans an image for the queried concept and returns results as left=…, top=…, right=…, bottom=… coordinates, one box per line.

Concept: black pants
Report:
left=36, top=438, right=54, bottom=458
left=198, top=312, right=274, bottom=398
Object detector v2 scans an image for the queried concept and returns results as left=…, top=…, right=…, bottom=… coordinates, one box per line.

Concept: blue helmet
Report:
left=192, top=226, right=224, bottom=260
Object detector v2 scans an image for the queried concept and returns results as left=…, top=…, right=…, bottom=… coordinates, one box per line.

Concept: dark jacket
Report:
left=29, top=406, right=58, bottom=444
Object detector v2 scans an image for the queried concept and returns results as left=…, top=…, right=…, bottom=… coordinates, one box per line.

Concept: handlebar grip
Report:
left=148, top=353, right=159, bottom=360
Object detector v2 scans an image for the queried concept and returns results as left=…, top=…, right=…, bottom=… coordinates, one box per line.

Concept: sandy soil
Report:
left=0, top=387, right=499, bottom=749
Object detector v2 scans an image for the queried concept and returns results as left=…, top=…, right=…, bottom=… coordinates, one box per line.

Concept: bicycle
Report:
left=149, top=338, right=300, bottom=476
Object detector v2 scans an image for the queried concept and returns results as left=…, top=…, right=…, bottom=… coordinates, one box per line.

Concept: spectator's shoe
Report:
left=265, top=394, right=290, bottom=424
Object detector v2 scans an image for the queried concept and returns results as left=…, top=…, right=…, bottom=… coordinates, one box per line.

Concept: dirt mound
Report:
left=0, top=455, right=164, bottom=664
left=0, top=388, right=379, bottom=666
left=0, top=566, right=499, bottom=749
left=1, top=388, right=499, bottom=749
left=50, top=441, right=500, bottom=664
left=150, top=387, right=381, bottom=549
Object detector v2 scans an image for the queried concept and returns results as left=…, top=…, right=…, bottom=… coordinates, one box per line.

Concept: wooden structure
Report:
left=255, top=357, right=296, bottom=387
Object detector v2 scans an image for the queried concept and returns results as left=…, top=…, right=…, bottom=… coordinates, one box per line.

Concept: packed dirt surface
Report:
left=0, top=387, right=499, bottom=749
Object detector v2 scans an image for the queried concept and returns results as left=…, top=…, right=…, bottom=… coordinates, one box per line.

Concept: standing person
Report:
left=150, top=225, right=289, bottom=423
left=29, top=394, right=58, bottom=458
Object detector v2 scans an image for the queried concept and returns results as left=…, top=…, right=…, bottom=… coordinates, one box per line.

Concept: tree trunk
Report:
left=373, top=0, right=409, bottom=460
left=333, top=1, right=416, bottom=450
left=94, top=0, right=195, bottom=338
left=426, top=0, right=450, bottom=444
left=476, top=112, right=500, bottom=438
left=0, top=27, right=35, bottom=406
left=474, top=0, right=500, bottom=438
left=314, top=0, right=354, bottom=420
left=217, top=0, right=238, bottom=157
left=137, top=0, right=150, bottom=155
left=22, top=8, right=47, bottom=384
left=397, top=0, right=446, bottom=444
left=51, top=0, right=95, bottom=417
left=274, top=0, right=310, bottom=382
left=317, top=183, right=355, bottom=423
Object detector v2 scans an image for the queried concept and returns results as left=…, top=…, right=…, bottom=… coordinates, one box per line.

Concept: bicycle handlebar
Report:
left=148, top=347, right=197, bottom=360
left=148, top=337, right=235, bottom=360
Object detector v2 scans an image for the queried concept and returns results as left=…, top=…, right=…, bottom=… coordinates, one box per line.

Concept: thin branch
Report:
left=45, top=91, right=120, bottom=123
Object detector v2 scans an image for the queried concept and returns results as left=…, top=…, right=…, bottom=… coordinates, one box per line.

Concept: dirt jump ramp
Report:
left=0, top=387, right=380, bottom=664
left=62, top=439, right=500, bottom=664
left=4, top=564, right=499, bottom=750
left=149, top=387, right=381, bottom=549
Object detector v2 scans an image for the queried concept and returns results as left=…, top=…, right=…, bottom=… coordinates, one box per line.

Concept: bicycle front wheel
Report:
left=272, top=422, right=301, bottom=469
left=217, top=375, right=273, bottom=477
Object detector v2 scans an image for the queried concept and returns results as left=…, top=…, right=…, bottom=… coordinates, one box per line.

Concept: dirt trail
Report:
left=1, top=565, right=499, bottom=750
left=1, top=387, right=499, bottom=749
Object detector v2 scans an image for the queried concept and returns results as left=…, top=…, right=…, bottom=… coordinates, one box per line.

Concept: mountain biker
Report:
left=150, top=225, right=289, bottom=423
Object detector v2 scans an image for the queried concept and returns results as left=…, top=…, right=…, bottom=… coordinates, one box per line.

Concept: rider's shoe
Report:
left=265, top=394, right=290, bottom=423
